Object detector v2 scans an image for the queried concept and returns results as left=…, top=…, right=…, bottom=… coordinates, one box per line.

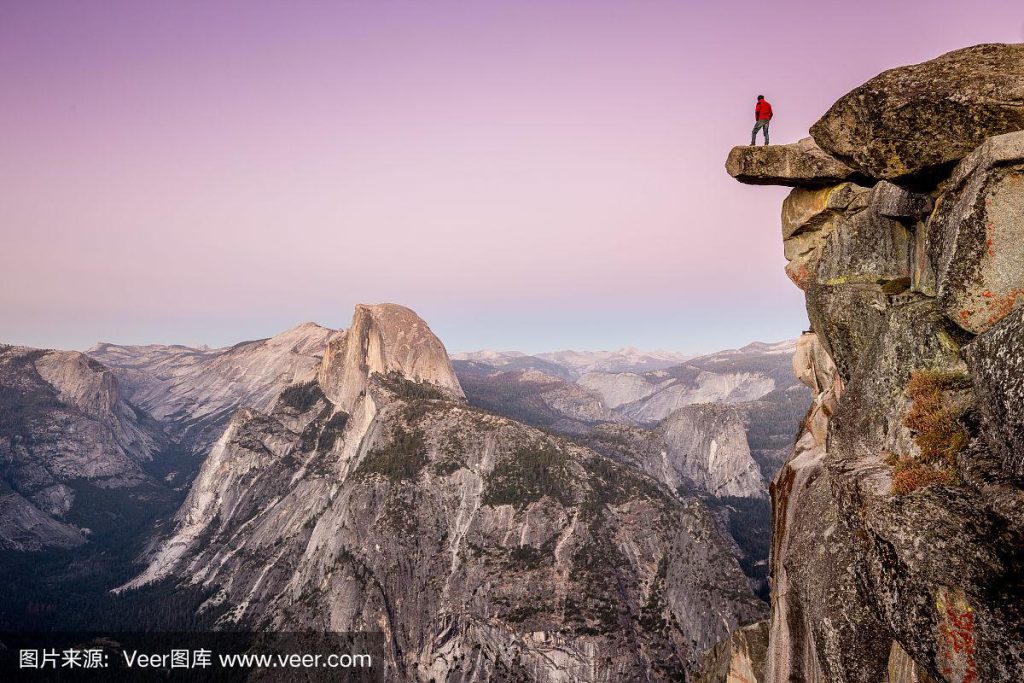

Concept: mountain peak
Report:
left=264, top=321, right=336, bottom=354
left=318, top=303, right=464, bottom=411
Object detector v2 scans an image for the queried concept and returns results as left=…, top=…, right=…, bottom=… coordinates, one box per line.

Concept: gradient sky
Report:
left=3, top=2, right=1023, bottom=354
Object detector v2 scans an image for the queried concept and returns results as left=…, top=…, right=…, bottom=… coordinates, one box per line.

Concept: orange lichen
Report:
left=983, top=287, right=1024, bottom=327
left=937, top=589, right=978, bottom=683
left=785, top=262, right=811, bottom=290
left=960, top=287, right=1024, bottom=331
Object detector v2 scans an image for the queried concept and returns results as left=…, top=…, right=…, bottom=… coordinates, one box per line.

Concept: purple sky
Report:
left=3, top=2, right=1023, bottom=354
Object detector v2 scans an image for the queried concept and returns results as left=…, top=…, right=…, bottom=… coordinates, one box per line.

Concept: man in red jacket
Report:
left=751, top=95, right=773, bottom=146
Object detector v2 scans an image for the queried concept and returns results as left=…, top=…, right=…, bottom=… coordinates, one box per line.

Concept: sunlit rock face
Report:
left=318, top=303, right=464, bottom=412
left=718, top=43, right=1024, bottom=683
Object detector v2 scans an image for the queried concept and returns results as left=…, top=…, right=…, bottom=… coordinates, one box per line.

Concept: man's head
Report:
left=757, top=95, right=764, bottom=101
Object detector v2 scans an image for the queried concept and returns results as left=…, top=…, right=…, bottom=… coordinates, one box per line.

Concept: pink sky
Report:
left=2, top=1, right=1023, bottom=353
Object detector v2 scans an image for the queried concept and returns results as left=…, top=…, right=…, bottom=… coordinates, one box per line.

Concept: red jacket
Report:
left=755, top=100, right=773, bottom=120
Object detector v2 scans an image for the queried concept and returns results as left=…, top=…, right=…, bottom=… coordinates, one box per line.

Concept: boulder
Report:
left=781, top=182, right=869, bottom=239
left=870, top=181, right=933, bottom=220
left=928, top=131, right=1024, bottom=334
left=964, top=305, right=1024, bottom=480
left=782, top=181, right=917, bottom=293
left=725, top=137, right=858, bottom=187
left=814, top=202, right=911, bottom=288
left=781, top=183, right=870, bottom=289
left=811, top=43, right=1024, bottom=181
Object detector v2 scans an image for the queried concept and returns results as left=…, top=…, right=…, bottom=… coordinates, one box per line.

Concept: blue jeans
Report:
left=751, top=119, right=770, bottom=145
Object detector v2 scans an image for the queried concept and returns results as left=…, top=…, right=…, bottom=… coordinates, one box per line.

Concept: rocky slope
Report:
left=455, top=342, right=809, bottom=602
left=88, top=322, right=337, bottom=451
left=584, top=406, right=766, bottom=501
left=124, top=304, right=765, bottom=681
left=0, top=345, right=164, bottom=550
left=453, top=364, right=617, bottom=434
left=716, top=43, right=1024, bottom=683
left=582, top=408, right=771, bottom=600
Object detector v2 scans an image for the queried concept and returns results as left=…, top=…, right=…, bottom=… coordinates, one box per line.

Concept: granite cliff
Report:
left=712, top=43, right=1024, bottom=682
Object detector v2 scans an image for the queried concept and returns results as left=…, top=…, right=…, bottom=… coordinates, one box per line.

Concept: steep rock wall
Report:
left=722, top=43, right=1024, bottom=683
left=318, top=304, right=465, bottom=412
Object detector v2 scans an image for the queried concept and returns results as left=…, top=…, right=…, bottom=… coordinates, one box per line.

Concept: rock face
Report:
left=89, top=322, right=337, bottom=450
left=764, top=333, right=842, bottom=683
left=726, top=137, right=859, bottom=187
left=318, top=304, right=464, bottom=412
left=928, top=132, right=1024, bottom=334
left=964, top=306, right=1024, bottom=480
left=811, top=44, right=1024, bottom=181
left=719, top=44, right=1024, bottom=683
left=696, top=621, right=769, bottom=683
left=0, top=482, right=87, bottom=551
left=580, top=406, right=767, bottom=501
left=0, top=345, right=163, bottom=550
left=655, top=405, right=766, bottom=499
left=123, top=305, right=765, bottom=682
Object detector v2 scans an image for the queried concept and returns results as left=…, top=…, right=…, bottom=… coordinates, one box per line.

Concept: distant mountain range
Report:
left=0, top=313, right=799, bottom=677
left=452, top=347, right=695, bottom=379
